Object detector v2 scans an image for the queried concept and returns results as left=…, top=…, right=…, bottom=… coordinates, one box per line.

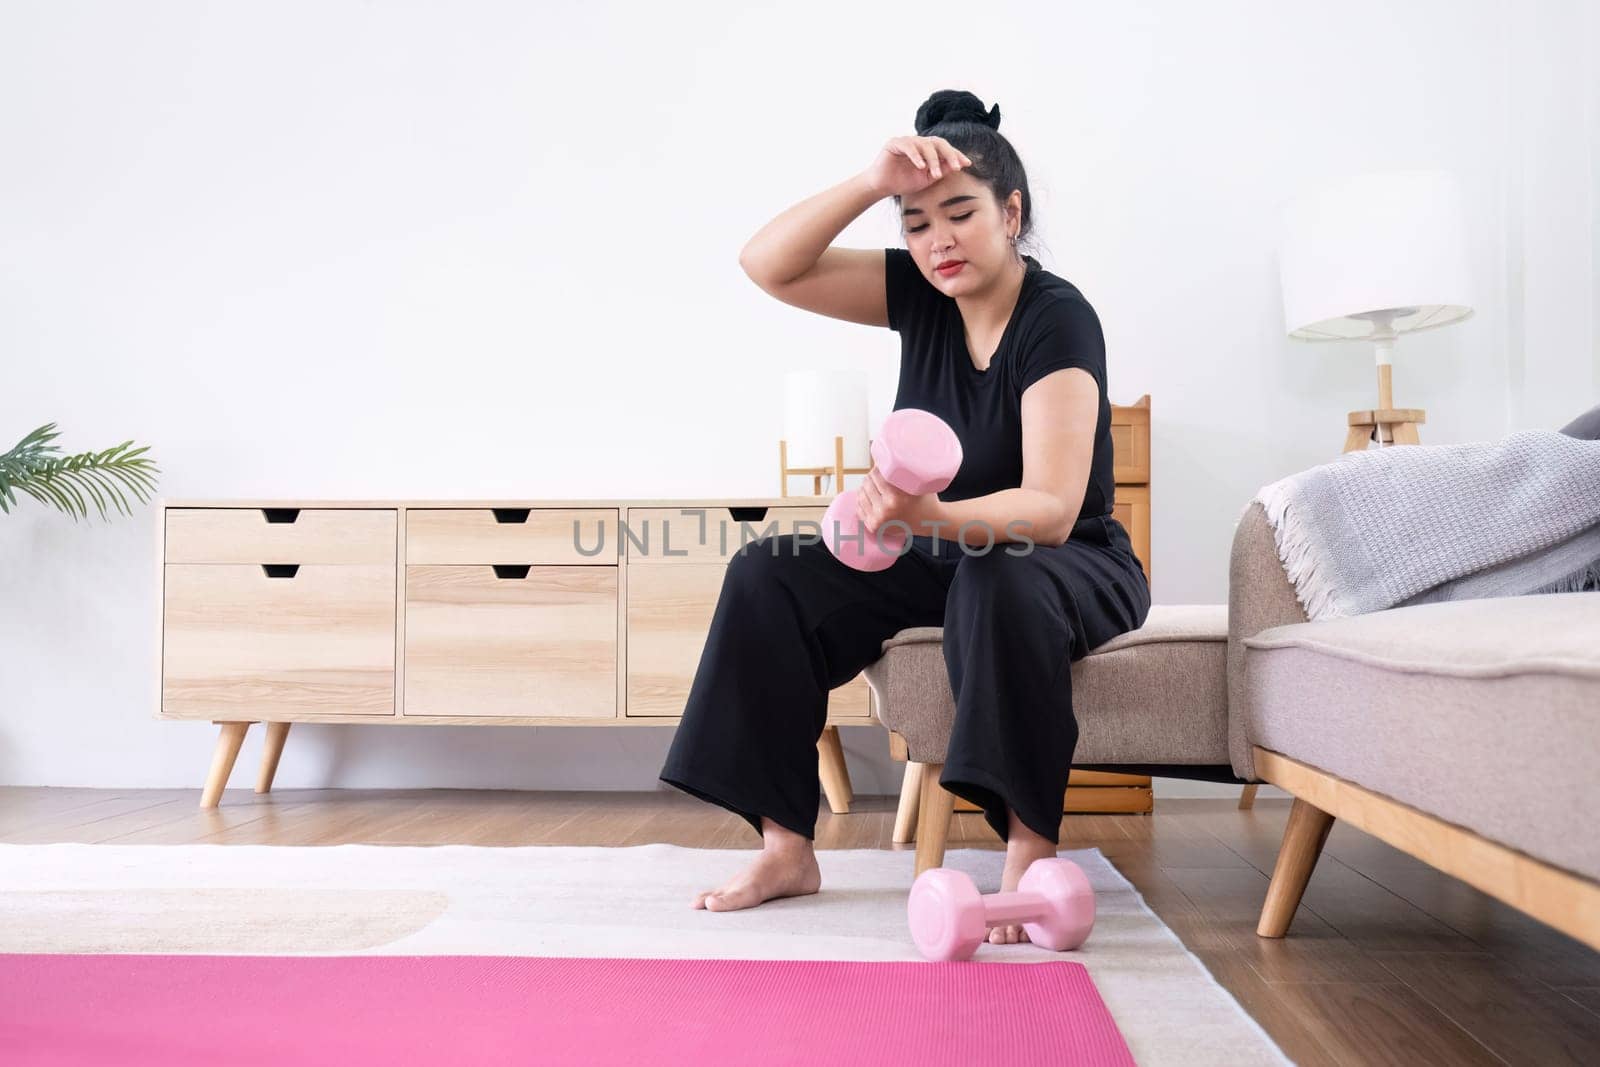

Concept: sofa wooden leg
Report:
left=893, top=762, right=924, bottom=844
left=914, top=763, right=956, bottom=878
left=1257, top=797, right=1335, bottom=937
left=817, top=725, right=853, bottom=814
left=256, top=721, right=291, bottom=794
left=1238, top=784, right=1259, bottom=810
left=201, top=721, right=252, bottom=809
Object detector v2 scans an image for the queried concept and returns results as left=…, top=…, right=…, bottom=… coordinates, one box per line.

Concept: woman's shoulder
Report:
left=1022, top=265, right=1103, bottom=345
left=1027, top=260, right=1096, bottom=311
left=1007, top=262, right=1107, bottom=395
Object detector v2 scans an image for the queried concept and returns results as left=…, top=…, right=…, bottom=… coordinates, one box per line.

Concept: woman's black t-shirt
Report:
left=884, top=248, right=1116, bottom=524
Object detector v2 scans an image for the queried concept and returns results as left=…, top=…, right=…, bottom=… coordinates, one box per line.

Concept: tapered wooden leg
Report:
left=201, top=721, right=252, bottom=809
left=836, top=734, right=853, bottom=805
left=256, top=721, right=291, bottom=794
left=893, top=762, right=925, bottom=844
left=1257, top=797, right=1336, bottom=937
left=1343, top=424, right=1373, bottom=453
left=887, top=731, right=909, bottom=762
left=817, top=725, right=853, bottom=814
left=1238, top=784, right=1259, bottom=810
left=914, top=763, right=956, bottom=877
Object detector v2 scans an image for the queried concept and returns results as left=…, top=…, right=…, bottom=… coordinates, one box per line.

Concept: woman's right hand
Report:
left=864, top=136, right=972, bottom=199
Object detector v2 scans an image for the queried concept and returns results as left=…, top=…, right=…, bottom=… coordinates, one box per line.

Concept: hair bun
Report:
left=915, top=90, right=1001, bottom=135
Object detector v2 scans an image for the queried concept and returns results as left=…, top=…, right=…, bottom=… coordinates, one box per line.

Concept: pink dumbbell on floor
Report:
left=907, top=857, right=1096, bottom=961
left=822, top=408, right=963, bottom=571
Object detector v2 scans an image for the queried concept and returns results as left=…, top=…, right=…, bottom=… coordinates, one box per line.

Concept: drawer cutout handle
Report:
left=492, top=564, right=531, bottom=580
left=727, top=507, right=769, bottom=522
left=262, top=508, right=301, bottom=524
left=261, top=564, right=300, bottom=578
left=493, top=508, right=531, bottom=524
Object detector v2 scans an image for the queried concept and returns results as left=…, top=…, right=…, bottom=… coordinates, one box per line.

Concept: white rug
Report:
left=0, top=843, right=1287, bottom=1066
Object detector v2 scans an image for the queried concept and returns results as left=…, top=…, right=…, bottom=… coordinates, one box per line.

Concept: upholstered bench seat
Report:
left=861, top=604, right=1232, bottom=872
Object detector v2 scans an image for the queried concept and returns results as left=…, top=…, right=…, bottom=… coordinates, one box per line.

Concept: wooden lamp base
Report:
left=1345, top=407, right=1426, bottom=451
left=779, top=434, right=871, bottom=497
left=1343, top=359, right=1426, bottom=452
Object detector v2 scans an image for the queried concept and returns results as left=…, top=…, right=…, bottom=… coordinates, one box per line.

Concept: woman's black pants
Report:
left=658, top=512, right=1151, bottom=845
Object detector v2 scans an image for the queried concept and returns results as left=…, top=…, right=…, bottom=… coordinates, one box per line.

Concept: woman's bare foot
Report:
left=990, top=808, right=1059, bottom=945
left=692, top=817, right=821, bottom=911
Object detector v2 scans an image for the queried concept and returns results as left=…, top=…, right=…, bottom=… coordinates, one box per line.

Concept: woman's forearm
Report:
left=914, top=490, right=1075, bottom=549
left=738, top=172, right=884, bottom=285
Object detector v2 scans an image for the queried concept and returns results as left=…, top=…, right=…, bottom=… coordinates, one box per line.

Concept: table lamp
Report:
left=1278, top=169, right=1475, bottom=452
left=779, top=369, right=870, bottom=497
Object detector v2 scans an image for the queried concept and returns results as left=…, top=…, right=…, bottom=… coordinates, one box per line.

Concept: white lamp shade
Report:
left=782, top=369, right=869, bottom=469
left=1279, top=170, right=1474, bottom=341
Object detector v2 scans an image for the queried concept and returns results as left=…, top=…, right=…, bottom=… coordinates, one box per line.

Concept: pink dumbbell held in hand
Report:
left=907, top=857, right=1096, bottom=961
left=822, top=408, right=962, bottom=571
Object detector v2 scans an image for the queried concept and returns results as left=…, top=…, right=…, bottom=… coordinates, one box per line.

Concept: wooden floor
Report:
left=4, top=787, right=1598, bottom=1065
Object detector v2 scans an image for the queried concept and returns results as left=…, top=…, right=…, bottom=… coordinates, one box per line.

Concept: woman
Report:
left=659, top=90, right=1151, bottom=946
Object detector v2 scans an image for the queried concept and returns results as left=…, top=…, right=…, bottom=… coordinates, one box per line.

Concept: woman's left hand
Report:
left=857, top=465, right=942, bottom=538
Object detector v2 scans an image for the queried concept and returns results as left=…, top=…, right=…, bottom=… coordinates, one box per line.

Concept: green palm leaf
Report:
left=0, top=423, right=161, bottom=522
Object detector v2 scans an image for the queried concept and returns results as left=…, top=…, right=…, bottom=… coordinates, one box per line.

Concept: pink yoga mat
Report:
left=1, top=953, right=1135, bottom=1066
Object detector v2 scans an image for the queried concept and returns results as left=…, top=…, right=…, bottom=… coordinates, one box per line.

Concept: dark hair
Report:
left=897, top=89, right=1037, bottom=256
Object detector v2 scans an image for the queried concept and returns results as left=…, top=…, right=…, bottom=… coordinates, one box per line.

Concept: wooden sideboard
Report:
left=159, top=397, right=1153, bottom=813
left=158, top=498, right=880, bottom=806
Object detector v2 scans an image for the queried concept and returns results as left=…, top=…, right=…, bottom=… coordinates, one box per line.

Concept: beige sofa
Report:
left=1230, top=500, right=1600, bottom=951
left=867, top=499, right=1600, bottom=952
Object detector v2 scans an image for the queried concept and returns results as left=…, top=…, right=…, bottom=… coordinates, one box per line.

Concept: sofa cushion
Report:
left=864, top=604, right=1230, bottom=767
left=1243, top=591, right=1600, bottom=880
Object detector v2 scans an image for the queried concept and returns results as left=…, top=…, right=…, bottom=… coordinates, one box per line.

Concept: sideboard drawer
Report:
left=625, top=562, right=870, bottom=719
left=166, top=508, right=396, bottom=565
left=406, top=509, right=619, bottom=565
left=162, top=564, right=396, bottom=718
left=404, top=565, right=618, bottom=718
left=624, top=506, right=828, bottom=565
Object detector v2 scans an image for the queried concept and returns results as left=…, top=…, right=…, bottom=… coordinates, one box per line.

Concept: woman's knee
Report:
left=946, top=546, right=1053, bottom=609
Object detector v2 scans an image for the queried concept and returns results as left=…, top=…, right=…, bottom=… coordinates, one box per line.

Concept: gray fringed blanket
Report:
left=1251, top=429, right=1600, bottom=620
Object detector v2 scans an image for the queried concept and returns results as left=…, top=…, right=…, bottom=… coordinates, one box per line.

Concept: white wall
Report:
left=1506, top=0, right=1600, bottom=431
left=2, top=0, right=1595, bottom=806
